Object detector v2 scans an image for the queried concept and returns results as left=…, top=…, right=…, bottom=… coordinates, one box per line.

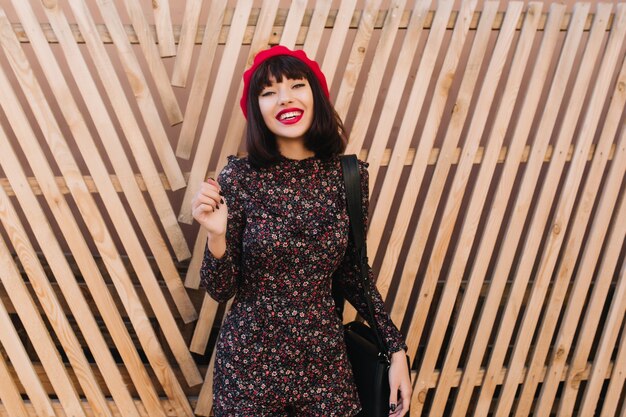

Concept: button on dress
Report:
left=200, top=154, right=407, bottom=416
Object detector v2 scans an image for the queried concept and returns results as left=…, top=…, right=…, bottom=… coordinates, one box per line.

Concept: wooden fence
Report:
left=0, top=1, right=624, bottom=416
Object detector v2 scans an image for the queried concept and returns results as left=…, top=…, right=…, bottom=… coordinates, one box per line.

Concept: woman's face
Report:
left=258, top=75, right=314, bottom=144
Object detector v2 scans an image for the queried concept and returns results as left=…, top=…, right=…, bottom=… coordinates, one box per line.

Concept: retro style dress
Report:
left=200, top=154, right=407, bottom=416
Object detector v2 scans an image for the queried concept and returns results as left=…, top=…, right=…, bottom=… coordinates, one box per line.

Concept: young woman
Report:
left=192, top=45, right=411, bottom=416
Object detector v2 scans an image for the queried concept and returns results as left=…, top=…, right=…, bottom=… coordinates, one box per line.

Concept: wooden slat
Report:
left=24, top=0, right=194, bottom=327
left=430, top=3, right=565, bottom=410
left=152, top=0, right=176, bottom=57
left=120, top=0, right=181, bottom=123
left=176, top=0, right=228, bottom=159
left=178, top=0, right=253, bottom=224
left=0, top=236, right=88, bottom=417
left=0, top=348, right=30, bottom=417
left=320, top=0, right=357, bottom=88
left=302, top=0, right=332, bottom=57
left=368, top=0, right=453, bottom=279
left=513, top=6, right=626, bottom=416
left=410, top=2, right=527, bottom=415
left=474, top=5, right=608, bottom=415
left=0, top=302, right=57, bottom=417
left=600, top=311, right=626, bottom=417
left=279, top=0, right=307, bottom=49
left=171, top=0, right=203, bottom=87
left=83, top=0, right=185, bottom=190
left=0, top=29, right=193, bottom=417
left=451, top=4, right=591, bottom=416
left=333, top=0, right=384, bottom=121
left=0, top=2, right=200, bottom=389
left=56, top=0, right=190, bottom=260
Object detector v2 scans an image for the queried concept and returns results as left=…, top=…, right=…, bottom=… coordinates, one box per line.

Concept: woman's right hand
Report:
left=191, top=178, right=228, bottom=236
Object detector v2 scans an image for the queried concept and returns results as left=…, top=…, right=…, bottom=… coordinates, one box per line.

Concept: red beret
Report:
left=240, top=45, right=330, bottom=119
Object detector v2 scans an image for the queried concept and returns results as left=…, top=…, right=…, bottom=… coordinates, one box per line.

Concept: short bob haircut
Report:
left=245, top=55, right=347, bottom=169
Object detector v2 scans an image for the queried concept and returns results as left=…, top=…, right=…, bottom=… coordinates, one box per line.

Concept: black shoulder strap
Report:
left=339, top=154, right=389, bottom=354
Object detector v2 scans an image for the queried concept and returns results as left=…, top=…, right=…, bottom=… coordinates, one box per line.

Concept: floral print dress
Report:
left=200, top=154, right=407, bottom=416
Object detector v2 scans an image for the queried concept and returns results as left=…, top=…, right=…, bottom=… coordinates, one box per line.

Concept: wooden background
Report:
left=0, top=1, right=624, bottom=416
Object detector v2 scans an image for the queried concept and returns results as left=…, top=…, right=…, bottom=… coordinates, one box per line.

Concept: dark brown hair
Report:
left=244, top=55, right=347, bottom=169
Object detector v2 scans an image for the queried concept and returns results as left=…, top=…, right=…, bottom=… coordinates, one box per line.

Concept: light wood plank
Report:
left=0, top=349, right=30, bottom=417
left=85, top=0, right=185, bottom=189
left=120, top=0, right=181, bottom=123
left=600, top=315, right=626, bottom=417
left=409, top=3, right=527, bottom=415
left=474, top=5, right=607, bottom=415
left=515, top=6, right=626, bottom=416
left=1, top=2, right=199, bottom=389
left=178, top=0, right=253, bottom=224
left=152, top=0, right=176, bottom=57
left=57, top=0, right=189, bottom=259
left=176, top=0, right=228, bottom=159
left=431, top=3, right=565, bottom=410
left=320, top=0, right=357, bottom=88
left=171, top=0, right=203, bottom=86
left=279, top=0, right=307, bottom=48
left=302, top=0, right=332, bottom=57
left=451, top=4, right=591, bottom=416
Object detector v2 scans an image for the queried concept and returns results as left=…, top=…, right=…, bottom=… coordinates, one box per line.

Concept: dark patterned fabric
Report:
left=200, top=154, right=407, bottom=416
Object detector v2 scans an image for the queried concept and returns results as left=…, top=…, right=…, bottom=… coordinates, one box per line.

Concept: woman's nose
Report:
left=277, top=87, right=293, bottom=105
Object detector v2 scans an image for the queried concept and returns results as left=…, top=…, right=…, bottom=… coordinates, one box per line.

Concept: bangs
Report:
left=250, top=55, right=311, bottom=95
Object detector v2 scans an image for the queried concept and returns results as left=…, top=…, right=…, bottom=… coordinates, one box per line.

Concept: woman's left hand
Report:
left=388, top=350, right=412, bottom=416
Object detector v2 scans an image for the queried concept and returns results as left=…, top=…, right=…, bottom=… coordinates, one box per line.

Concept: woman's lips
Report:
left=276, top=109, right=304, bottom=125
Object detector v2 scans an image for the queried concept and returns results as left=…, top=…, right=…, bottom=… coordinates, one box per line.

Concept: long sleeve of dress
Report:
left=200, top=156, right=245, bottom=303
left=332, top=159, right=408, bottom=354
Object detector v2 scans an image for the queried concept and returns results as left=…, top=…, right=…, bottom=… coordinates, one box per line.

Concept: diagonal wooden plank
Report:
left=513, top=6, right=626, bottom=416
left=450, top=4, right=591, bottom=416
left=0, top=120, right=169, bottom=417
left=50, top=0, right=189, bottom=259
left=474, top=5, right=608, bottom=415
left=0, top=3, right=199, bottom=386
left=344, top=0, right=408, bottom=155
left=0, top=27, right=195, bottom=417
left=278, top=0, right=307, bottom=48
left=77, top=0, right=185, bottom=190
left=171, top=0, right=203, bottom=87
left=303, top=0, right=332, bottom=57
left=408, top=3, right=527, bottom=415
left=431, top=3, right=565, bottom=410
left=0, top=302, right=56, bottom=417
left=152, top=0, right=176, bottom=57
left=120, top=0, right=181, bottom=123
left=0, top=236, right=88, bottom=417
left=21, top=1, right=197, bottom=322
left=320, top=0, right=357, bottom=88
left=600, top=297, right=626, bottom=417
left=176, top=0, right=228, bottom=159
left=0, top=347, right=29, bottom=417
left=333, top=0, right=384, bottom=122
left=178, top=0, right=253, bottom=224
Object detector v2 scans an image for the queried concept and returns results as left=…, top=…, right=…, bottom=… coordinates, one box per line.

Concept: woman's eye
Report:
left=260, top=90, right=275, bottom=97
left=293, top=83, right=305, bottom=88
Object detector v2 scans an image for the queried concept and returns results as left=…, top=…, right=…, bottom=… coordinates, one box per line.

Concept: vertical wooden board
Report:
left=474, top=5, right=607, bottom=415
left=431, top=3, right=564, bottom=411
left=279, top=0, right=307, bottom=48
left=345, top=0, right=408, bottom=155
left=0, top=350, right=29, bottom=417
left=171, top=0, right=203, bottom=87
left=378, top=0, right=477, bottom=328
left=0, top=36, right=194, bottom=417
left=47, top=0, right=189, bottom=262
left=84, top=0, right=185, bottom=190
left=0, top=237, right=87, bottom=417
left=514, top=6, right=626, bottom=416
left=19, top=0, right=194, bottom=326
left=152, top=0, right=176, bottom=57
left=194, top=341, right=219, bottom=417
left=0, top=3, right=199, bottom=388
left=178, top=0, right=253, bottom=225
left=320, top=0, right=357, bottom=88
left=600, top=310, right=626, bottom=417
left=189, top=294, right=221, bottom=355
left=367, top=0, right=452, bottom=269
left=0, top=302, right=56, bottom=417
left=120, top=0, right=181, bottom=123
left=451, top=4, right=590, bottom=416
left=578, top=249, right=626, bottom=416
left=176, top=0, right=228, bottom=159
left=410, top=3, right=528, bottom=415
left=303, top=0, right=332, bottom=57
left=333, top=0, right=384, bottom=121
